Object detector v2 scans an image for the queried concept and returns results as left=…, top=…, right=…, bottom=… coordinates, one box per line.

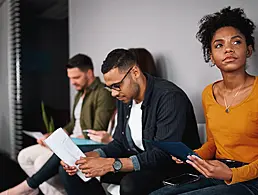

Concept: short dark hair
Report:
left=66, top=54, right=93, bottom=71
left=196, top=6, right=256, bottom=63
left=101, top=49, right=137, bottom=74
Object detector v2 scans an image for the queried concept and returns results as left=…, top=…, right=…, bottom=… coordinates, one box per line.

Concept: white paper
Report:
left=23, top=130, right=44, bottom=140
left=44, top=128, right=90, bottom=182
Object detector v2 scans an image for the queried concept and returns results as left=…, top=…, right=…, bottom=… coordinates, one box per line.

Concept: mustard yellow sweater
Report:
left=195, top=77, right=258, bottom=184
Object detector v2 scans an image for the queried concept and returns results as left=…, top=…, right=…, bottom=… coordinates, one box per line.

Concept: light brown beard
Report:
left=80, top=77, right=89, bottom=91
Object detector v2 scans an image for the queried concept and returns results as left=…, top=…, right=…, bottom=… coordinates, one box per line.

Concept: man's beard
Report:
left=78, top=78, right=88, bottom=92
left=131, top=82, right=140, bottom=100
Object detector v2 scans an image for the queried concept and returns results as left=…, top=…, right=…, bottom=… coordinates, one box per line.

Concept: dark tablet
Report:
left=146, top=140, right=199, bottom=161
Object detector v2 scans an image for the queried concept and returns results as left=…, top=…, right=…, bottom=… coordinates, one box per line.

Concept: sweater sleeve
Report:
left=225, top=159, right=258, bottom=185
left=194, top=88, right=216, bottom=160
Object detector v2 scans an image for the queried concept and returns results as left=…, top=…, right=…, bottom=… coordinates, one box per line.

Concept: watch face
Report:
left=113, top=159, right=122, bottom=171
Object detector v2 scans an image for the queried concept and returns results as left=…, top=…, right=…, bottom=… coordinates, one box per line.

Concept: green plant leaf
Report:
left=49, top=117, right=55, bottom=133
left=41, top=101, right=49, bottom=132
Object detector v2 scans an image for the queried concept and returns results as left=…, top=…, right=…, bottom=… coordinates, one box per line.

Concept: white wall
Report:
left=69, top=0, right=258, bottom=122
left=0, top=0, right=11, bottom=154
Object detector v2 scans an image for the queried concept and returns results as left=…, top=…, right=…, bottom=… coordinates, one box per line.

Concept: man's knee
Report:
left=120, top=174, right=138, bottom=195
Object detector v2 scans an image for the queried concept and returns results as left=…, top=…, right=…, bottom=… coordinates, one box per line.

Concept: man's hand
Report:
left=171, top=155, right=184, bottom=164
left=87, top=130, right=113, bottom=144
left=85, top=151, right=101, bottom=158
left=60, top=160, right=78, bottom=176
left=76, top=135, right=85, bottom=139
left=37, top=133, right=51, bottom=147
left=186, top=155, right=233, bottom=181
left=60, top=151, right=100, bottom=176
left=76, top=157, right=114, bottom=178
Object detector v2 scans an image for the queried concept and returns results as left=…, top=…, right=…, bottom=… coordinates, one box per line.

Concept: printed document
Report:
left=44, top=128, right=90, bottom=182
left=23, top=131, right=44, bottom=140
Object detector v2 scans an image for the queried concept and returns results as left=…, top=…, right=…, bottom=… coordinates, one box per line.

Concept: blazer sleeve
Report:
left=194, top=90, right=216, bottom=159
left=135, top=91, right=194, bottom=169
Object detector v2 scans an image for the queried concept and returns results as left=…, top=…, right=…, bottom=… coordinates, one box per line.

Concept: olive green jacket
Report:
left=63, top=77, right=115, bottom=138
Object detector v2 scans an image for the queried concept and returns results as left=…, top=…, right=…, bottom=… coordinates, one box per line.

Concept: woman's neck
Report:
left=221, top=70, right=248, bottom=91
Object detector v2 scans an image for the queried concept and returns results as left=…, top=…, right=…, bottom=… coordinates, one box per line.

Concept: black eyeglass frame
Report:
left=104, top=66, right=134, bottom=92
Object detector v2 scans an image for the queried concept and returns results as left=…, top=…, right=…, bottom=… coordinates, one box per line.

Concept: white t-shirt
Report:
left=70, top=97, right=83, bottom=138
left=128, top=100, right=144, bottom=151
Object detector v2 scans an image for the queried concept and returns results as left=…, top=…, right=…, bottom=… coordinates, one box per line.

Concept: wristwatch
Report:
left=112, top=158, right=123, bottom=173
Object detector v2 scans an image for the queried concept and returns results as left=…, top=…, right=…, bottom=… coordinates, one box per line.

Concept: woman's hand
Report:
left=60, top=160, right=77, bottom=176
left=186, top=155, right=233, bottom=181
left=36, top=133, right=51, bottom=147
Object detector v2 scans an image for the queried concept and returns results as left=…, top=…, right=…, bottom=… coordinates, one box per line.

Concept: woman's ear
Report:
left=246, top=45, right=253, bottom=58
left=210, top=54, right=215, bottom=65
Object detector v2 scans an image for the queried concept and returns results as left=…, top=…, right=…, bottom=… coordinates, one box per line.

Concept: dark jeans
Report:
left=150, top=176, right=258, bottom=195
left=151, top=160, right=258, bottom=195
left=59, top=163, right=197, bottom=195
left=26, top=145, right=103, bottom=189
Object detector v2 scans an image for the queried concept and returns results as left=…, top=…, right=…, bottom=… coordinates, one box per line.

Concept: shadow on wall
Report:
left=156, top=54, right=174, bottom=80
left=0, top=115, right=10, bottom=154
left=155, top=54, right=205, bottom=124
left=247, top=30, right=258, bottom=75
left=191, top=92, right=205, bottom=123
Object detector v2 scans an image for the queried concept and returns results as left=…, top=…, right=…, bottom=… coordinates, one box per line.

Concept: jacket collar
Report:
left=141, top=73, right=154, bottom=108
left=86, top=77, right=101, bottom=91
left=79, top=77, right=101, bottom=95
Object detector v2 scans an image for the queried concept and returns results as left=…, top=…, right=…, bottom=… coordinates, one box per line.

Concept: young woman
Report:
left=151, top=6, right=258, bottom=195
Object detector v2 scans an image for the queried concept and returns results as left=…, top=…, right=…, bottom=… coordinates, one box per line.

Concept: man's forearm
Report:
left=105, top=158, right=134, bottom=173
left=120, top=158, right=134, bottom=172
left=85, top=151, right=101, bottom=158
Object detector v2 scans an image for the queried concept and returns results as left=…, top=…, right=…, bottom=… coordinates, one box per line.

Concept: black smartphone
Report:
left=163, top=173, right=200, bottom=186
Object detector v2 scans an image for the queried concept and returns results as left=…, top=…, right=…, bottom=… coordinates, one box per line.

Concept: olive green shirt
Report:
left=63, top=77, right=115, bottom=139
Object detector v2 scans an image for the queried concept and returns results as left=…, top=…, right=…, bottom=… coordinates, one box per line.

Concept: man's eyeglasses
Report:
left=104, top=66, right=134, bottom=92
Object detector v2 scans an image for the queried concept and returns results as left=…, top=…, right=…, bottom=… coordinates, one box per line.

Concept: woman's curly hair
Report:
left=196, top=6, right=256, bottom=63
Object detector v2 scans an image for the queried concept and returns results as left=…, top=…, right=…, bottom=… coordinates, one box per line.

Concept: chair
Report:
left=197, top=123, right=206, bottom=144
